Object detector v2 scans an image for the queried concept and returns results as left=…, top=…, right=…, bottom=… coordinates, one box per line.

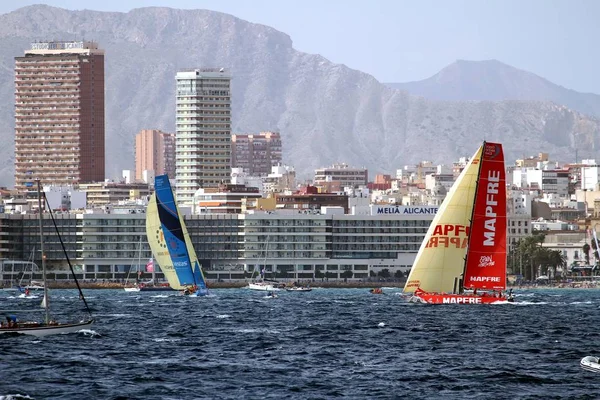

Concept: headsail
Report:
left=146, top=192, right=180, bottom=288
left=403, top=145, right=483, bottom=294
left=146, top=175, right=207, bottom=291
left=462, top=142, right=507, bottom=290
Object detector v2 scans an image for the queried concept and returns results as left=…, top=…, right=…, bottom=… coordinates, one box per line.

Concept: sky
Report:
left=2, top=0, right=599, bottom=94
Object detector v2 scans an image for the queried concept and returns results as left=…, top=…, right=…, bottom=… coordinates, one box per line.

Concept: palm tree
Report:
left=583, top=243, right=591, bottom=265
left=547, top=250, right=567, bottom=279
left=378, top=269, right=391, bottom=278
left=518, top=233, right=546, bottom=280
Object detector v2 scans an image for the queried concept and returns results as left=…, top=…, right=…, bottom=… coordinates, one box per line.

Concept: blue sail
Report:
left=154, top=175, right=208, bottom=294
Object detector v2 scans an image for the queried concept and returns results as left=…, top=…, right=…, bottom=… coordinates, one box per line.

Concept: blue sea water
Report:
left=0, top=288, right=599, bottom=399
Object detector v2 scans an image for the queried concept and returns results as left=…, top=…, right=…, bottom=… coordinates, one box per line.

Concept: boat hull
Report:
left=581, top=356, right=600, bottom=373
left=188, top=288, right=209, bottom=297
left=0, top=319, right=94, bottom=337
left=410, top=288, right=508, bottom=304
left=124, top=285, right=175, bottom=292
left=140, top=286, right=176, bottom=292
left=247, top=282, right=281, bottom=291
left=285, top=287, right=312, bottom=292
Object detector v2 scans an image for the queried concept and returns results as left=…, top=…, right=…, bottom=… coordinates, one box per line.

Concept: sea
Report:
left=0, top=288, right=599, bottom=400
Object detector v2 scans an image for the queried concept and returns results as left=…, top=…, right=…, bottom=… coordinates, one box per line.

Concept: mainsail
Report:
left=462, top=142, right=507, bottom=291
left=145, top=175, right=208, bottom=291
left=404, top=142, right=508, bottom=296
left=403, top=145, right=482, bottom=294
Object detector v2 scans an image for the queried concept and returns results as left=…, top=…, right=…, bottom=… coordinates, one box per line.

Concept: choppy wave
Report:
left=1, top=288, right=599, bottom=398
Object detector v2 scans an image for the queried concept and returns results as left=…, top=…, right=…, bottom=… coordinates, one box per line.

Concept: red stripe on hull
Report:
left=412, top=288, right=506, bottom=304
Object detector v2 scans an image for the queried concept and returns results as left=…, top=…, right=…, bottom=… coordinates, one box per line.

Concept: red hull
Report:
left=411, top=288, right=507, bottom=304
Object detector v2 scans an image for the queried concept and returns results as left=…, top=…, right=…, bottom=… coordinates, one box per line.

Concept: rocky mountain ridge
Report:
left=385, top=59, right=600, bottom=118
left=0, top=5, right=597, bottom=186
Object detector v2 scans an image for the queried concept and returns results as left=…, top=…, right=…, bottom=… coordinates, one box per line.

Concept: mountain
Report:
left=385, top=60, right=600, bottom=117
left=0, top=6, right=598, bottom=187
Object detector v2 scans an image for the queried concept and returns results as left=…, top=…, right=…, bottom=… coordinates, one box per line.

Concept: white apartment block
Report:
left=424, top=165, right=454, bottom=192
left=314, top=163, right=368, bottom=189
left=231, top=168, right=264, bottom=195
left=512, top=167, right=569, bottom=197
left=175, top=69, right=232, bottom=205
left=581, top=163, right=600, bottom=191
left=396, top=161, right=437, bottom=185
left=264, top=165, right=296, bottom=194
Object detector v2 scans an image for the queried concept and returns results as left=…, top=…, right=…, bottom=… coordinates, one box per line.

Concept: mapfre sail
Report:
left=146, top=175, right=208, bottom=293
left=462, top=142, right=507, bottom=291
left=403, top=145, right=482, bottom=294
left=404, top=142, right=512, bottom=304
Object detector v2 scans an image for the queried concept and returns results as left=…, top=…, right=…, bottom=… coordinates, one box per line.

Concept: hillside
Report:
left=0, top=6, right=597, bottom=186
left=386, top=59, right=600, bottom=118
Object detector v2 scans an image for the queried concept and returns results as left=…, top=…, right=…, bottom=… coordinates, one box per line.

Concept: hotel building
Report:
left=134, top=129, right=175, bottom=181
left=0, top=205, right=437, bottom=283
left=14, top=41, right=105, bottom=191
left=175, top=69, right=232, bottom=205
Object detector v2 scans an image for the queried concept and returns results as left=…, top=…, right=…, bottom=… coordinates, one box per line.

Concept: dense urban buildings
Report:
left=14, top=41, right=105, bottom=191
left=231, top=131, right=282, bottom=176
left=175, top=68, right=232, bottom=205
left=134, top=129, right=175, bottom=181
left=314, top=163, right=368, bottom=190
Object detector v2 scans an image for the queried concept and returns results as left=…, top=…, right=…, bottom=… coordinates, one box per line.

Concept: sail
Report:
left=182, top=213, right=208, bottom=291
left=403, top=145, right=483, bottom=293
left=146, top=192, right=181, bottom=288
left=145, top=175, right=207, bottom=290
left=462, top=142, right=507, bottom=290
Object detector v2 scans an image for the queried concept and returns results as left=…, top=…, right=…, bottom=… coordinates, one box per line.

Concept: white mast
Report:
left=37, top=180, right=50, bottom=324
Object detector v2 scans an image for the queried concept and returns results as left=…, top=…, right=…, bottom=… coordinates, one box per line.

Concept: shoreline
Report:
left=2, top=281, right=407, bottom=290
left=5, top=282, right=596, bottom=291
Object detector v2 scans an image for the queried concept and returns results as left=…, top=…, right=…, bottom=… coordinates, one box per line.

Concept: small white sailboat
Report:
left=581, top=356, right=600, bottom=372
left=403, top=141, right=513, bottom=304
left=0, top=180, right=94, bottom=337
left=146, top=174, right=209, bottom=297
left=124, top=237, right=143, bottom=292
left=247, top=235, right=283, bottom=291
left=3, top=250, right=44, bottom=293
left=19, top=250, right=44, bottom=292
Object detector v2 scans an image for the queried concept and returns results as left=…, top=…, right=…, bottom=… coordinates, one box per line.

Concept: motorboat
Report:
left=581, top=356, right=600, bottom=372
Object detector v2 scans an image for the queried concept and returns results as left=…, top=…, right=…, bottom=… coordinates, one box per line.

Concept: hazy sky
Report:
left=2, top=0, right=599, bottom=93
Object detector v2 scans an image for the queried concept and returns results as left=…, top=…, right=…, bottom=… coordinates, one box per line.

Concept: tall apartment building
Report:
left=134, top=129, right=175, bottom=181
left=175, top=69, right=231, bottom=205
left=231, top=131, right=282, bottom=176
left=14, top=41, right=105, bottom=191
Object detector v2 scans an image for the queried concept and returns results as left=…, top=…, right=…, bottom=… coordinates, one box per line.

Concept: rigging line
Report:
left=43, top=193, right=93, bottom=318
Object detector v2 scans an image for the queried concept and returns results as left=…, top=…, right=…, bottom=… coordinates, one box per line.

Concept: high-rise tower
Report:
left=135, top=129, right=175, bottom=182
left=14, top=41, right=105, bottom=190
left=175, top=69, right=231, bottom=205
